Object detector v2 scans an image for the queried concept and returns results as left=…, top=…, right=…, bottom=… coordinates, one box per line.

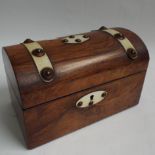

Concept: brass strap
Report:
left=101, top=28, right=138, bottom=59
left=23, top=42, right=54, bottom=82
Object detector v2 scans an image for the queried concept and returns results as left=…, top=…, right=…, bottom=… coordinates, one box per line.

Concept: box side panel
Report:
left=2, top=49, right=28, bottom=146
left=24, top=71, right=146, bottom=149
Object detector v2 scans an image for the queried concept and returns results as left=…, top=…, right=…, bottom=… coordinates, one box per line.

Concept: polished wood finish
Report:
left=3, top=28, right=149, bottom=109
left=24, top=71, right=146, bottom=148
left=2, top=27, right=149, bottom=149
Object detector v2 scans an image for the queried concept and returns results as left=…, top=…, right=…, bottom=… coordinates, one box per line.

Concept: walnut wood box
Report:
left=3, top=26, right=149, bottom=149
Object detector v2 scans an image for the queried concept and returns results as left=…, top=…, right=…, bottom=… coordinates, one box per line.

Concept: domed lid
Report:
left=3, top=27, right=149, bottom=109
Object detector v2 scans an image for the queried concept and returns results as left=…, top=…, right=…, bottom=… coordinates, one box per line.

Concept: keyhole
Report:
left=89, top=95, right=94, bottom=106
left=90, top=95, right=94, bottom=100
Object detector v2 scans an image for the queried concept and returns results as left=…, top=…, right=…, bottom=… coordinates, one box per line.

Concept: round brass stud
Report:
left=114, top=33, right=125, bottom=40
left=83, top=35, right=89, bottom=38
left=23, top=38, right=34, bottom=44
left=77, top=101, right=83, bottom=107
left=126, top=48, right=137, bottom=60
left=41, top=67, right=54, bottom=81
left=63, top=39, right=68, bottom=43
left=99, top=26, right=107, bottom=31
left=101, top=91, right=107, bottom=98
left=32, top=48, right=45, bottom=57
left=75, top=39, right=81, bottom=43
left=69, top=35, right=75, bottom=38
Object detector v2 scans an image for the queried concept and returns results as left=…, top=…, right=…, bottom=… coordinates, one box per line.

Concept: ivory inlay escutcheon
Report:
left=76, top=91, right=107, bottom=108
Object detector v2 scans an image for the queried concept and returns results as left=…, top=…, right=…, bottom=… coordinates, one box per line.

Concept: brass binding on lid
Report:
left=23, top=41, right=54, bottom=82
left=99, top=27, right=138, bottom=60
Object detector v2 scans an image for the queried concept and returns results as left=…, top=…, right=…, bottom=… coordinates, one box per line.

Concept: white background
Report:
left=0, top=0, right=155, bottom=154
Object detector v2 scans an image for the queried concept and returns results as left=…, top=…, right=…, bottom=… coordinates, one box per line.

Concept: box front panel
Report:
left=24, top=71, right=146, bottom=149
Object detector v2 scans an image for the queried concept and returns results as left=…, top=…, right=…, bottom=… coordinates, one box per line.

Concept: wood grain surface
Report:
left=25, top=71, right=146, bottom=148
left=3, top=28, right=149, bottom=109
left=2, top=27, right=149, bottom=149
